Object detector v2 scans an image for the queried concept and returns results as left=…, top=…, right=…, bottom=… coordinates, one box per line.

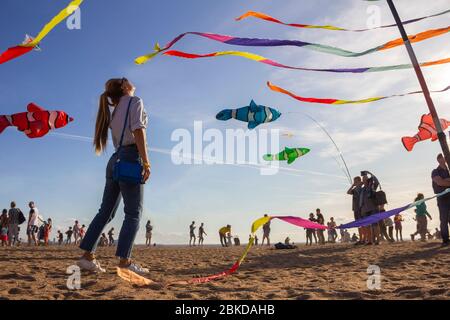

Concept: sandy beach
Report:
left=0, top=241, right=448, bottom=300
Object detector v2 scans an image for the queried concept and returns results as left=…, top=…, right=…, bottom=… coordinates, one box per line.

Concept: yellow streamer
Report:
left=23, top=0, right=84, bottom=47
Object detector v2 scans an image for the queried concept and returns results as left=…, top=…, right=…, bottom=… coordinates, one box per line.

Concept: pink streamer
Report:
left=273, top=216, right=328, bottom=230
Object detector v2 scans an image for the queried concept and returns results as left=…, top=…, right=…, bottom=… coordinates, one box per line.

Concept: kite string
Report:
left=286, top=112, right=353, bottom=184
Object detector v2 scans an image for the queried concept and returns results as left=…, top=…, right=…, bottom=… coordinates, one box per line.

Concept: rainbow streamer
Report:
left=135, top=26, right=450, bottom=64
left=164, top=50, right=450, bottom=74
left=267, top=82, right=450, bottom=105
left=0, top=0, right=83, bottom=65
left=236, top=9, right=450, bottom=32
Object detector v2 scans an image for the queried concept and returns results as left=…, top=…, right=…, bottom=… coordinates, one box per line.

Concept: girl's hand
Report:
left=142, top=165, right=151, bottom=183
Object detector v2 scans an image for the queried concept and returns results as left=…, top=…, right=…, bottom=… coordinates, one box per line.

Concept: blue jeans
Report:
left=80, top=145, right=144, bottom=259
left=437, top=199, right=450, bottom=244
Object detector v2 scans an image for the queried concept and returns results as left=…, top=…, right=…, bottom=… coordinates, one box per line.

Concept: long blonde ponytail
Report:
left=94, top=78, right=126, bottom=154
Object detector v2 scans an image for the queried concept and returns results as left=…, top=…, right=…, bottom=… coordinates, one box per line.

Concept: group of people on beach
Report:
left=0, top=201, right=52, bottom=247
left=0, top=199, right=156, bottom=249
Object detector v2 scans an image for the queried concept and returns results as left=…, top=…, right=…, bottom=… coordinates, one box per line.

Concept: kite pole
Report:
left=386, top=0, right=450, bottom=167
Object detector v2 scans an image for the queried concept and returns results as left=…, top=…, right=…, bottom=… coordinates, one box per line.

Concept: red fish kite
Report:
left=0, top=103, right=73, bottom=139
left=402, top=114, right=450, bottom=151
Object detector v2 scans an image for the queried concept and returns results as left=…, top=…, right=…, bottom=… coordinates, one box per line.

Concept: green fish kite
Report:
left=263, top=147, right=310, bottom=165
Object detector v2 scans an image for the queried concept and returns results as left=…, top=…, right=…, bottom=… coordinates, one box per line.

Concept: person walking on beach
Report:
left=66, top=227, right=73, bottom=245
left=411, top=193, right=433, bottom=242
left=79, top=225, right=86, bottom=241
left=7, top=202, right=23, bottom=246
left=316, top=209, right=325, bottom=245
left=394, top=214, right=404, bottom=241
left=145, top=220, right=153, bottom=246
left=73, top=220, right=81, bottom=245
left=77, top=78, right=151, bottom=274
left=198, top=223, right=207, bottom=246
left=348, top=176, right=365, bottom=245
left=57, top=230, right=64, bottom=245
left=108, top=228, right=115, bottom=246
left=219, top=225, right=231, bottom=247
left=431, top=153, right=450, bottom=246
left=0, top=210, right=9, bottom=246
left=27, top=204, right=43, bottom=246
left=261, top=214, right=271, bottom=246
left=189, top=221, right=196, bottom=247
left=43, top=218, right=52, bottom=246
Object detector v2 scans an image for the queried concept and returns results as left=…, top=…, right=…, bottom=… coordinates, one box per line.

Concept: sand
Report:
left=0, top=241, right=448, bottom=300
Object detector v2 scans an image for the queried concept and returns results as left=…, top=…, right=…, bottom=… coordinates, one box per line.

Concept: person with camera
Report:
left=359, top=172, right=380, bottom=245
left=347, top=176, right=365, bottom=245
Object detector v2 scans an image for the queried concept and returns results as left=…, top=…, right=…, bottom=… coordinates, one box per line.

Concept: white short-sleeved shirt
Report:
left=110, top=95, right=148, bottom=150
left=29, top=207, right=40, bottom=226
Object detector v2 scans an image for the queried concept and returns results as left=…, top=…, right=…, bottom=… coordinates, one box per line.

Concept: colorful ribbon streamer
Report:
left=0, top=0, right=83, bottom=65
left=236, top=9, right=450, bottom=32
left=267, top=82, right=450, bottom=105
left=164, top=50, right=450, bottom=74
left=135, top=26, right=450, bottom=64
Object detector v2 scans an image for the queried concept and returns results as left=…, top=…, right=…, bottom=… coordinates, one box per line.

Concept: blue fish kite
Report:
left=216, top=100, right=282, bottom=129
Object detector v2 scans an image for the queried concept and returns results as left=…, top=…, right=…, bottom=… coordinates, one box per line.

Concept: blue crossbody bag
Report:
left=112, top=97, right=144, bottom=184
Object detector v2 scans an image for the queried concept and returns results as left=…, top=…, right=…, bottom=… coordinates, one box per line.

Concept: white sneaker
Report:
left=77, top=258, right=106, bottom=273
left=126, top=263, right=149, bottom=276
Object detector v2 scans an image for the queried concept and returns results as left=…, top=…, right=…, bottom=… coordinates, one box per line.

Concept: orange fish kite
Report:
left=402, top=114, right=450, bottom=151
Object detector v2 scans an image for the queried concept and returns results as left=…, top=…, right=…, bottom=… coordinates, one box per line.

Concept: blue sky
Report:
left=0, top=0, right=449, bottom=244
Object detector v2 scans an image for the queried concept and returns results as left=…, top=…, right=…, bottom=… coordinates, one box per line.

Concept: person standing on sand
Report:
left=434, top=228, right=441, bottom=240
left=145, top=220, right=153, bottom=246
left=27, top=205, right=43, bottom=246
left=261, top=214, right=271, bottom=246
left=431, top=153, right=450, bottom=246
left=219, top=225, right=231, bottom=247
left=198, top=223, right=207, bottom=246
left=384, top=217, right=395, bottom=242
left=308, top=213, right=318, bottom=244
left=79, top=225, right=86, bottom=241
left=66, top=227, right=73, bottom=245
left=316, top=209, right=325, bottom=245
left=189, top=221, right=196, bottom=247
left=347, top=177, right=365, bottom=245
left=108, top=228, right=115, bottom=246
left=411, top=193, right=433, bottom=242
left=305, top=213, right=315, bottom=246
left=394, top=214, right=404, bottom=241
left=0, top=210, right=9, bottom=246
left=7, top=202, right=23, bottom=247
left=77, top=78, right=151, bottom=275
left=57, top=230, right=64, bottom=245
left=327, top=217, right=337, bottom=243
left=73, top=221, right=81, bottom=245
left=359, top=175, right=379, bottom=245
left=43, top=218, right=52, bottom=246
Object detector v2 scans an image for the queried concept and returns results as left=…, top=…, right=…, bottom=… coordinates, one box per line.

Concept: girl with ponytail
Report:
left=78, top=78, right=151, bottom=275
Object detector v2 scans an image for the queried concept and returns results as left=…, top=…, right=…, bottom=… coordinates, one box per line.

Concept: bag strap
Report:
left=118, top=97, right=134, bottom=151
